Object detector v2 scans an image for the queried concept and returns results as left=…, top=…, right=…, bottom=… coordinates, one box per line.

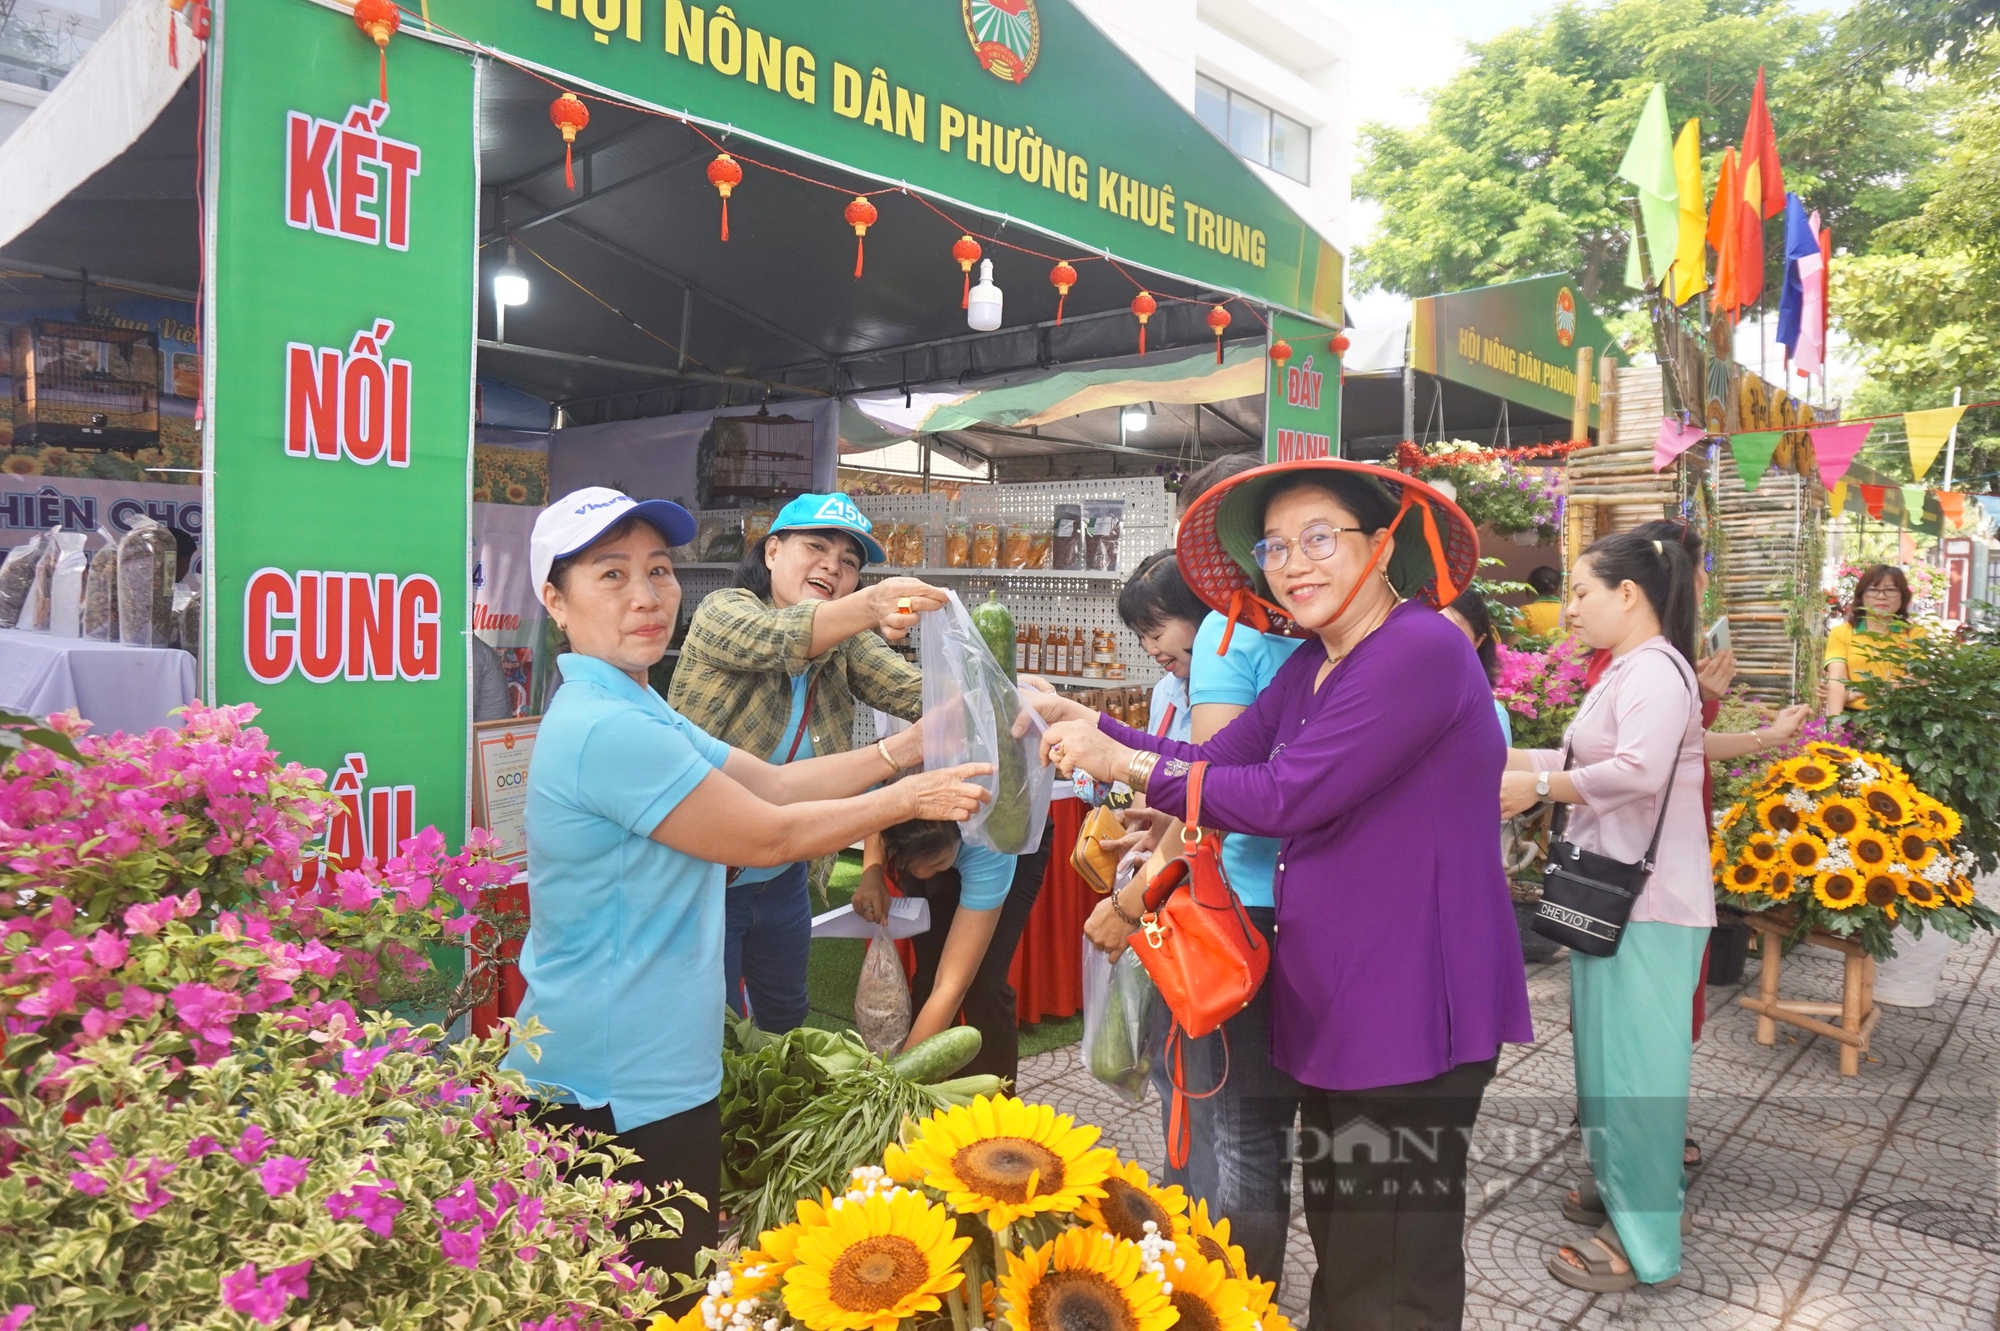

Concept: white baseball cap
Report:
left=531, top=486, right=698, bottom=592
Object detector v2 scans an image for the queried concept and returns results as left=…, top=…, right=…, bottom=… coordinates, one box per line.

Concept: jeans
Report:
left=1146, top=904, right=1302, bottom=1285
left=723, top=861, right=812, bottom=1033
left=902, top=828, right=1052, bottom=1086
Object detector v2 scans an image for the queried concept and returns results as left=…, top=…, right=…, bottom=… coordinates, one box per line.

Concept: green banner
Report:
left=1408, top=275, right=1613, bottom=426
left=206, top=0, right=475, bottom=857
left=1265, top=313, right=1340, bottom=462
left=416, top=0, right=1340, bottom=321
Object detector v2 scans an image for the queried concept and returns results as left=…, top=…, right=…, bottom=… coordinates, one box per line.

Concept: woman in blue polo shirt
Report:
left=505, top=488, right=988, bottom=1298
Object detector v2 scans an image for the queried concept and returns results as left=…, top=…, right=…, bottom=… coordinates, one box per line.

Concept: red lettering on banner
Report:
left=1286, top=355, right=1325, bottom=411
left=1275, top=428, right=1332, bottom=462
left=280, top=320, right=411, bottom=467
left=242, top=570, right=442, bottom=684
left=284, top=344, right=341, bottom=457
left=322, top=752, right=416, bottom=870
left=282, top=101, right=421, bottom=250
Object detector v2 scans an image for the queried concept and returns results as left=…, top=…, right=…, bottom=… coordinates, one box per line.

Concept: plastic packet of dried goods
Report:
left=48, top=532, right=88, bottom=638
left=1083, top=499, right=1125, bottom=572
left=1028, top=527, right=1052, bottom=569
left=1001, top=524, right=1032, bottom=569
left=699, top=511, right=745, bottom=563
left=1053, top=504, right=1083, bottom=570
left=854, top=926, right=913, bottom=1054
left=179, top=587, right=202, bottom=660
left=917, top=591, right=1052, bottom=855
left=0, top=534, right=47, bottom=629
left=118, top=517, right=178, bottom=647
left=82, top=524, right=120, bottom=641
left=944, top=522, right=970, bottom=568
left=970, top=522, right=1000, bottom=569
left=21, top=534, right=62, bottom=631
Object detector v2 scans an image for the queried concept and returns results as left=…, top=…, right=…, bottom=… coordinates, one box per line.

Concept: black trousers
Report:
left=534, top=1096, right=720, bottom=1314
left=901, top=827, right=1051, bottom=1087
left=1299, top=1056, right=1497, bottom=1331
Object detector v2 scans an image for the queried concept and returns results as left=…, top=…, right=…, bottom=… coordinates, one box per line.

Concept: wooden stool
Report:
left=1736, top=913, right=1879, bottom=1076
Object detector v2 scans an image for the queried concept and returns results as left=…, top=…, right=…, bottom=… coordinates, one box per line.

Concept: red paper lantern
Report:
left=1205, top=304, right=1231, bottom=364
left=549, top=93, right=591, bottom=192
left=1331, top=332, right=1351, bottom=356
left=953, top=235, right=983, bottom=308
left=352, top=0, right=399, bottom=104
left=1049, top=261, right=1078, bottom=325
left=1130, top=290, right=1157, bottom=356
left=707, top=153, right=743, bottom=241
left=845, top=196, right=878, bottom=280
left=1269, top=339, right=1293, bottom=369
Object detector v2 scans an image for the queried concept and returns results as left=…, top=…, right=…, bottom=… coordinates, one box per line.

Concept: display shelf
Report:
left=675, top=563, right=1134, bottom=582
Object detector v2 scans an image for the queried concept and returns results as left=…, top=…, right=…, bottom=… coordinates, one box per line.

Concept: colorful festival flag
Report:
left=1652, top=416, right=1708, bottom=472
left=1936, top=492, right=1968, bottom=528
left=1730, top=430, right=1784, bottom=492
left=1669, top=118, right=1708, bottom=305
left=1900, top=484, right=1930, bottom=525
left=1618, top=84, right=1680, bottom=287
left=1904, top=405, right=1968, bottom=480
left=1830, top=480, right=1849, bottom=514
left=1776, top=194, right=1816, bottom=361
left=1795, top=210, right=1827, bottom=383
left=1735, top=68, right=1784, bottom=309
left=1859, top=483, right=1888, bottom=519
left=1807, top=421, right=1872, bottom=490
left=1707, top=147, right=1744, bottom=315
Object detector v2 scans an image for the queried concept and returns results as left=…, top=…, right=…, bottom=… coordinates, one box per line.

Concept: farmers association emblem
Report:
left=963, top=0, right=1041, bottom=84
left=1555, top=286, right=1577, bottom=348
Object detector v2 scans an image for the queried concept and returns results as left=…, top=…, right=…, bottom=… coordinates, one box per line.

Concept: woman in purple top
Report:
left=1034, top=459, right=1534, bottom=1331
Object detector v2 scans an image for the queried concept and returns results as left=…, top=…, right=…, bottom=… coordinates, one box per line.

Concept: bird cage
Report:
left=11, top=320, right=161, bottom=448
left=707, top=410, right=814, bottom=501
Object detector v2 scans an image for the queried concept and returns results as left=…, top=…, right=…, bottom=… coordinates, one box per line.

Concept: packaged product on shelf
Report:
left=970, top=521, right=1000, bottom=569
left=1107, top=661, right=1127, bottom=681
left=1048, top=625, right=1068, bottom=676
left=945, top=522, right=970, bottom=568
left=0, top=534, right=48, bottom=629
left=1028, top=526, right=1053, bottom=569
left=899, top=524, right=928, bottom=568
left=82, top=529, right=120, bottom=642
left=117, top=518, right=179, bottom=648
left=1073, top=623, right=1086, bottom=675
left=48, top=533, right=88, bottom=638
left=178, top=588, right=202, bottom=659
left=1083, top=499, right=1125, bottom=571
left=1053, top=503, right=1083, bottom=570
left=744, top=508, right=776, bottom=546
left=698, top=511, right=745, bottom=563
left=1094, top=628, right=1115, bottom=666
left=19, top=535, right=61, bottom=631
left=1002, top=524, right=1032, bottom=569
left=1014, top=622, right=1027, bottom=675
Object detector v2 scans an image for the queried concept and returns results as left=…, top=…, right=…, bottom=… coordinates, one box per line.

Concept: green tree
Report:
left=1354, top=0, right=1938, bottom=308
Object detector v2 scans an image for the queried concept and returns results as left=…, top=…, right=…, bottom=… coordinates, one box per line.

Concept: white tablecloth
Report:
left=0, top=627, right=197, bottom=735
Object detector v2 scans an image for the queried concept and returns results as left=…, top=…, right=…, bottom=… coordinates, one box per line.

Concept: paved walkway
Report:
left=1019, top=930, right=2000, bottom=1330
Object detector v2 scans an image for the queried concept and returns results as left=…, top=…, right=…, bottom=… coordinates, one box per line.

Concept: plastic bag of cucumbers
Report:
left=918, top=590, right=1052, bottom=855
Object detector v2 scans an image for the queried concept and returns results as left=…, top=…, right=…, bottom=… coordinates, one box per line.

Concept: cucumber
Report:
left=971, top=591, right=1017, bottom=683
left=930, top=1074, right=1005, bottom=1105
left=887, top=1026, right=984, bottom=1083
left=984, top=683, right=1031, bottom=852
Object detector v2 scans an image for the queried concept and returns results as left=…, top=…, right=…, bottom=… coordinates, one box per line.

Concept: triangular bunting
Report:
left=1808, top=422, right=1872, bottom=490
left=1730, top=431, right=1784, bottom=492
left=1830, top=480, right=1848, bottom=515
left=1904, top=406, right=1968, bottom=481
left=1977, top=496, right=2000, bottom=526
left=1859, top=484, right=1887, bottom=519
left=1936, top=492, right=1967, bottom=528
left=1900, top=484, right=1929, bottom=525
left=1652, top=417, right=1707, bottom=472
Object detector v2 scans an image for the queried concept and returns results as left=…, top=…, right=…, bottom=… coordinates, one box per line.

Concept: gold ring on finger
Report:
left=896, top=597, right=913, bottom=613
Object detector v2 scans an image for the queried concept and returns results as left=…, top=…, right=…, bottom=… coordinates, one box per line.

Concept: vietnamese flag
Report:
left=1736, top=68, right=1784, bottom=308
left=1707, top=147, right=1743, bottom=315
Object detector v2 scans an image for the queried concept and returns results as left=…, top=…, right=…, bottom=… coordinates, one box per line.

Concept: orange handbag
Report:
left=1128, top=761, right=1271, bottom=1166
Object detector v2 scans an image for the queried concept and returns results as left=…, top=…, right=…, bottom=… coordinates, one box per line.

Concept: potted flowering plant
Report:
left=1411, top=442, right=1560, bottom=543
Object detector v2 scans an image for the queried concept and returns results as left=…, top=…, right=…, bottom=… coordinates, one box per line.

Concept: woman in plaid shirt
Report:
left=668, top=493, right=946, bottom=1031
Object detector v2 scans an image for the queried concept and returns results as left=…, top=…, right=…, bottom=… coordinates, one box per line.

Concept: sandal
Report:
left=1561, top=1176, right=1693, bottom=1234
left=1684, top=1137, right=1704, bottom=1172
left=1548, top=1222, right=1682, bottom=1293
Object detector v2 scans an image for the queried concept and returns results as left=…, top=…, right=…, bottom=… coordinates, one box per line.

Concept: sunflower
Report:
left=1076, top=1158, right=1188, bottom=1243
left=1745, top=834, right=1780, bottom=866
left=1815, top=796, right=1865, bottom=839
left=1815, top=871, right=1863, bottom=910
left=1860, top=752, right=1913, bottom=785
left=1184, top=1200, right=1249, bottom=1283
left=1916, top=799, right=1963, bottom=840
left=2, top=452, right=41, bottom=475
left=1848, top=830, right=1893, bottom=871
left=1944, top=876, right=1976, bottom=906
left=506, top=482, right=530, bottom=504
left=1900, top=877, right=1943, bottom=910
left=1717, top=803, right=1745, bottom=833
left=1762, top=868, right=1798, bottom=901
left=1860, top=783, right=1914, bottom=825
left=782, top=1188, right=971, bottom=1331
left=1725, top=860, right=1765, bottom=893
left=1808, top=742, right=1857, bottom=765
left=1780, top=757, right=1839, bottom=792
left=1711, top=837, right=1727, bottom=870
left=1862, top=872, right=1903, bottom=908
left=735, top=1216, right=810, bottom=1296
left=1782, top=832, right=1829, bottom=874
left=1160, top=1244, right=1257, bottom=1331
left=885, top=1096, right=1116, bottom=1228
left=1756, top=795, right=1805, bottom=835
left=1895, top=831, right=1937, bottom=869
left=996, top=1228, right=1178, bottom=1331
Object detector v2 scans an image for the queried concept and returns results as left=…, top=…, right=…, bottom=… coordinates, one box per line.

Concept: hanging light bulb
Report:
left=967, top=258, right=1004, bottom=332
left=1121, top=404, right=1149, bottom=433
left=494, top=246, right=530, bottom=307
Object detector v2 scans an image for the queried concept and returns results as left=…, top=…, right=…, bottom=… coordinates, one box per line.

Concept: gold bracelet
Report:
left=1125, top=750, right=1160, bottom=794
left=877, top=739, right=903, bottom=773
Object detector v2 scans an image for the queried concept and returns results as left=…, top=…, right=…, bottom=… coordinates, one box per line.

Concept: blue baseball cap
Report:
left=768, top=492, right=886, bottom=565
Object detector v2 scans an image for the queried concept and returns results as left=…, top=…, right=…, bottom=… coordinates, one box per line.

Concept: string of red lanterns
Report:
left=1049, top=261, right=1077, bottom=325
left=1131, top=291, right=1157, bottom=356
left=1205, top=304, right=1231, bottom=364
left=1395, top=439, right=1591, bottom=473
left=548, top=93, right=591, bottom=192
left=844, top=197, right=878, bottom=280
left=953, top=235, right=983, bottom=308
left=707, top=153, right=742, bottom=240
left=351, top=0, right=399, bottom=104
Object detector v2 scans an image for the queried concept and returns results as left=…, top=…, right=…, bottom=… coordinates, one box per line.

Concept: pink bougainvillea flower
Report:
left=219, top=1260, right=310, bottom=1326
left=439, top=1225, right=485, bottom=1269
left=259, top=1155, right=310, bottom=1197
left=326, top=1182, right=403, bottom=1237
left=186, top=1135, right=219, bottom=1159
left=435, top=1178, right=483, bottom=1226
left=230, top=1123, right=272, bottom=1166
left=0, top=1304, right=32, bottom=1331
left=67, top=1170, right=108, bottom=1196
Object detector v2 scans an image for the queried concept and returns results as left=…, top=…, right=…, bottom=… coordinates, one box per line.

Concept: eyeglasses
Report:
left=1862, top=584, right=1901, bottom=599
left=1251, top=523, right=1364, bottom=573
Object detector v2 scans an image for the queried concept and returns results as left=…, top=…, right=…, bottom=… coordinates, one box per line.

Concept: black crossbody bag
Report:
left=1531, top=656, right=1692, bottom=958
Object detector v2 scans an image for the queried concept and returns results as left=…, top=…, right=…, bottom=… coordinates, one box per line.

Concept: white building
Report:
left=1071, top=0, right=1352, bottom=258
left=0, top=0, right=129, bottom=141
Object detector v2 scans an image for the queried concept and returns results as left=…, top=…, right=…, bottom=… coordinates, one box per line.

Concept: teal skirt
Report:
left=1571, top=920, right=1708, bottom=1283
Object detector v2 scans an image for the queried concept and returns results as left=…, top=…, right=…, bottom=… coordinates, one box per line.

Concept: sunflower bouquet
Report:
left=668, top=1095, right=1288, bottom=1331
left=1713, top=740, right=2000, bottom=959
